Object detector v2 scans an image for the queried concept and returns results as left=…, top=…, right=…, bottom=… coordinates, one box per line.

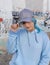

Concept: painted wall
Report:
left=0, top=0, right=12, bottom=19
left=26, top=0, right=43, bottom=11
left=12, top=0, right=43, bottom=11
left=12, top=0, right=26, bottom=11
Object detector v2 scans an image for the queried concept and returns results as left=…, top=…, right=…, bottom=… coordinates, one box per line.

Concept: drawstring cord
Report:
left=34, top=31, right=38, bottom=43
left=18, top=34, right=26, bottom=65
left=27, top=29, right=39, bottom=47
left=27, top=31, right=30, bottom=47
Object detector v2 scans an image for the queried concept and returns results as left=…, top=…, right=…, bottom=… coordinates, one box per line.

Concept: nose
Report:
left=24, top=23, right=29, bottom=26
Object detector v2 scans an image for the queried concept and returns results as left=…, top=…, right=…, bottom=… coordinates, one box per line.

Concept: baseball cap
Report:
left=19, top=9, right=33, bottom=23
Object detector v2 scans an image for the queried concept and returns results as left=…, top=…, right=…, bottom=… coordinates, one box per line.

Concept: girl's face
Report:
left=22, top=21, right=35, bottom=32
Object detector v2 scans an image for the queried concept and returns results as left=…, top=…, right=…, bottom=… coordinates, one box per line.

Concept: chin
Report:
left=27, top=29, right=32, bottom=32
left=28, top=28, right=34, bottom=32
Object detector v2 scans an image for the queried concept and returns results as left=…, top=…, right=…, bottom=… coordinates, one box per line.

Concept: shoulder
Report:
left=40, top=30, right=49, bottom=39
left=36, top=29, right=49, bottom=41
left=39, top=30, right=50, bottom=44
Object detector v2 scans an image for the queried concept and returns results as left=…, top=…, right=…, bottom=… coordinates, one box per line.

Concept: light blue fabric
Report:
left=7, top=28, right=50, bottom=65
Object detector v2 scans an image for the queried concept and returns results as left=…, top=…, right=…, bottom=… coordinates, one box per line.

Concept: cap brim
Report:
left=20, top=17, right=32, bottom=23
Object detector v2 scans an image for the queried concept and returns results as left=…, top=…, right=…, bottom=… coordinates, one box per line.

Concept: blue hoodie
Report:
left=7, top=28, right=50, bottom=65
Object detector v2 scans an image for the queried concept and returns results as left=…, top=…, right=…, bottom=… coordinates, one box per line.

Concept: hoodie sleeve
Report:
left=38, top=32, right=50, bottom=65
left=6, top=30, right=19, bottom=54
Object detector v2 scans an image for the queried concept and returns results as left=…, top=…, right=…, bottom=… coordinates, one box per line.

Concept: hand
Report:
left=10, top=23, right=19, bottom=32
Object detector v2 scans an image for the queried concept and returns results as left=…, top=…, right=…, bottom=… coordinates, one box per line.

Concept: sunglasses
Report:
left=21, top=21, right=27, bottom=24
left=22, top=21, right=30, bottom=24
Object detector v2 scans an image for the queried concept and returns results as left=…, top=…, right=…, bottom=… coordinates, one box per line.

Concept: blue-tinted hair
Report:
left=32, top=18, right=41, bottom=33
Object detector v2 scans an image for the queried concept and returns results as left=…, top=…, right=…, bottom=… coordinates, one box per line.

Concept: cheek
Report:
left=24, top=24, right=30, bottom=27
left=23, top=22, right=34, bottom=28
left=31, top=23, right=34, bottom=27
left=30, top=24, right=33, bottom=27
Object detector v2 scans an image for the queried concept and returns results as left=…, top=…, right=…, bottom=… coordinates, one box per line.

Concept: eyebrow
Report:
left=22, top=22, right=26, bottom=24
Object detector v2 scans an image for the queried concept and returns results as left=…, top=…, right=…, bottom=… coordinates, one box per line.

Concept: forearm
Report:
left=6, top=30, right=17, bottom=54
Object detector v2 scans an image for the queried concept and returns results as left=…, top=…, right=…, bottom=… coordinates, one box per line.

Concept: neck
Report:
left=29, top=27, right=35, bottom=32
